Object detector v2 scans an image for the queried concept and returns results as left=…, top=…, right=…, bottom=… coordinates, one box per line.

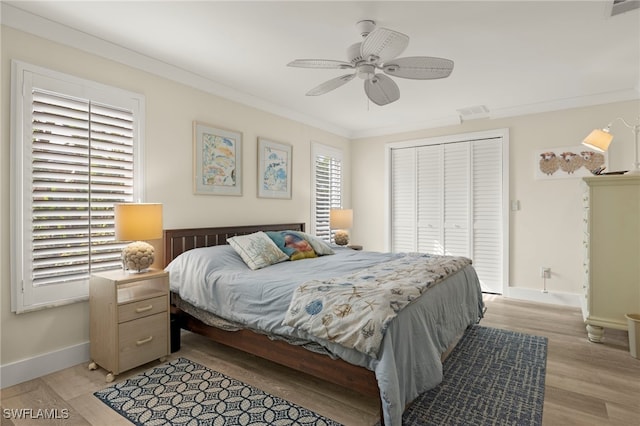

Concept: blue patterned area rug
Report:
left=402, top=325, right=547, bottom=425
left=94, top=357, right=341, bottom=426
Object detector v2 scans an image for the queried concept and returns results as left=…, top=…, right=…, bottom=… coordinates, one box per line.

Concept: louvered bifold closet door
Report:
left=472, top=138, right=503, bottom=293
left=417, top=145, right=444, bottom=254
left=30, top=89, right=134, bottom=289
left=391, top=147, right=416, bottom=252
left=443, top=142, right=470, bottom=257
left=389, top=135, right=505, bottom=294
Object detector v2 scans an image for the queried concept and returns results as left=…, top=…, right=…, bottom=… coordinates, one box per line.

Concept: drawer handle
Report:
left=136, top=336, right=153, bottom=346
left=135, top=305, right=153, bottom=313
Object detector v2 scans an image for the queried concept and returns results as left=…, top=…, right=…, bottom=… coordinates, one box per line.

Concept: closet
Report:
left=388, top=130, right=508, bottom=294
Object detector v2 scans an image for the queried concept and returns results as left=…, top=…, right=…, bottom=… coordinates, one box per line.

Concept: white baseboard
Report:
left=0, top=341, right=90, bottom=389
left=505, top=287, right=582, bottom=308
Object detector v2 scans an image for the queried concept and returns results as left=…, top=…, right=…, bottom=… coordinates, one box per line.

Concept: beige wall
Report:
left=2, top=23, right=639, bottom=378
left=351, top=100, right=640, bottom=296
left=0, top=26, right=350, bottom=366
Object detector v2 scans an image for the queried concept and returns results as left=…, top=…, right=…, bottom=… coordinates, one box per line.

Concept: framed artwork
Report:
left=257, top=137, right=292, bottom=199
left=193, top=121, right=242, bottom=195
left=534, top=145, right=607, bottom=180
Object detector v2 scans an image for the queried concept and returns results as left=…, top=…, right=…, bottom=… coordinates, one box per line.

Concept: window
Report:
left=311, top=142, right=343, bottom=242
left=11, top=61, right=145, bottom=313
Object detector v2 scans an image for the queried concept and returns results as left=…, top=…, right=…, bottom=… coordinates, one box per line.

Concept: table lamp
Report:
left=114, top=203, right=163, bottom=272
left=330, top=208, right=353, bottom=246
left=582, top=116, right=640, bottom=175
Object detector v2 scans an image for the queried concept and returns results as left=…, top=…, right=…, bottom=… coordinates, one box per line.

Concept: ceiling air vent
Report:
left=610, top=0, right=639, bottom=16
left=457, top=105, right=490, bottom=121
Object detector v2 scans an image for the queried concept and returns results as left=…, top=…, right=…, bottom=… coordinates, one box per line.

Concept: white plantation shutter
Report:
left=312, top=143, right=343, bottom=242
left=388, top=131, right=507, bottom=294
left=12, top=61, right=144, bottom=312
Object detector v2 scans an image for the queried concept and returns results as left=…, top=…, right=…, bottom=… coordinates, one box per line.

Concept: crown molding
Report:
left=3, top=3, right=639, bottom=141
left=490, top=89, right=640, bottom=120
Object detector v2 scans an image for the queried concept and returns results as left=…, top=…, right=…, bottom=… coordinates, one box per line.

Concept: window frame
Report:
left=10, top=60, right=146, bottom=313
left=310, top=142, right=344, bottom=242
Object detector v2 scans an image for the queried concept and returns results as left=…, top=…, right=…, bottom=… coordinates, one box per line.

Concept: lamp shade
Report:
left=114, top=203, right=163, bottom=241
left=330, top=209, right=353, bottom=230
left=582, top=129, right=613, bottom=152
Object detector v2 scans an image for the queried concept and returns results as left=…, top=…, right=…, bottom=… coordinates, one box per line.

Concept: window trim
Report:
left=310, top=142, right=344, bottom=241
left=10, top=60, right=146, bottom=313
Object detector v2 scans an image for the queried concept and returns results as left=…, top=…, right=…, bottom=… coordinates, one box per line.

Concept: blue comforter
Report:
left=166, top=245, right=484, bottom=425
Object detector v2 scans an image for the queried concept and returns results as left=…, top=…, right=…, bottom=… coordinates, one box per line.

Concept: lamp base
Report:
left=122, top=241, right=155, bottom=273
left=334, top=230, right=349, bottom=246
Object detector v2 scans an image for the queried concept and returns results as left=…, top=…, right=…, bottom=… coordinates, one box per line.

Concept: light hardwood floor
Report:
left=1, top=295, right=639, bottom=425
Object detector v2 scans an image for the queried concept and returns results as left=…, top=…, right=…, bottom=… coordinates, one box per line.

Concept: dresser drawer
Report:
left=118, top=313, right=168, bottom=372
left=118, top=295, right=167, bottom=323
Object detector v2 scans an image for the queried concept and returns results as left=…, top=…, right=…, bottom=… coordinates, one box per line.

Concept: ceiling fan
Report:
left=287, top=20, right=454, bottom=106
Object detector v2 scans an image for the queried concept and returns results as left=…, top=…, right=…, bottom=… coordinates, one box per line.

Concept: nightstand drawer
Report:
left=118, top=313, right=168, bottom=372
left=118, top=295, right=167, bottom=323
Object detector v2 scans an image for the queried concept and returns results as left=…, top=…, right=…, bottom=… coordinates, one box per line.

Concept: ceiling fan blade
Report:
left=364, top=74, right=400, bottom=106
left=361, top=27, right=409, bottom=63
left=288, top=59, right=354, bottom=69
left=382, top=56, right=454, bottom=80
left=306, top=73, right=356, bottom=96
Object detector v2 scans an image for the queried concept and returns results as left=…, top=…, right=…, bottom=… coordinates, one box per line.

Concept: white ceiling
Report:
left=3, top=1, right=640, bottom=138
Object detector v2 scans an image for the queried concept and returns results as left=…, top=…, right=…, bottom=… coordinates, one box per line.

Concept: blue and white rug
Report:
left=402, top=325, right=548, bottom=425
left=94, top=357, right=342, bottom=426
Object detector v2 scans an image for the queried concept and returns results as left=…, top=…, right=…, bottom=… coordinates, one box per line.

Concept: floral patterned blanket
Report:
left=282, top=253, right=472, bottom=358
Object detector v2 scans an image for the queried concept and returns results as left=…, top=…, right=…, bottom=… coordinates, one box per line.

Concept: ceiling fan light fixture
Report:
left=357, top=64, right=375, bottom=79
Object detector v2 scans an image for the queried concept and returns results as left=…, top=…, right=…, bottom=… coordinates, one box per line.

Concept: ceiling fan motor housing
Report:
left=347, top=42, right=364, bottom=63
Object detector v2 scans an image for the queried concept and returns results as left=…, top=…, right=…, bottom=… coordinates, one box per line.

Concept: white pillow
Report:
left=227, top=231, right=289, bottom=270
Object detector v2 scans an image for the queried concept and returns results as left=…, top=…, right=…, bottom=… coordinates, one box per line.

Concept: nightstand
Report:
left=88, top=269, right=170, bottom=382
left=347, top=244, right=363, bottom=251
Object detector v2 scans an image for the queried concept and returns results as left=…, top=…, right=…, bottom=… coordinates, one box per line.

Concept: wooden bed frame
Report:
left=163, top=223, right=381, bottom=416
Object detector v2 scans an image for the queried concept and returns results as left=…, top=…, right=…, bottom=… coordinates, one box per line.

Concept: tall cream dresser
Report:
left=582, top=175, right=640, bottom=342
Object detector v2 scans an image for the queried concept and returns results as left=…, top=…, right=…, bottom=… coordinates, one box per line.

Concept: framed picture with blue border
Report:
left=257, top=137, right=292, bottom=199
left=193, top=121, right=242, bottom=196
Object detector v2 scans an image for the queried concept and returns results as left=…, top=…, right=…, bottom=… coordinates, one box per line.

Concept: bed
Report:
left=163, top=223, right=484, bottom=425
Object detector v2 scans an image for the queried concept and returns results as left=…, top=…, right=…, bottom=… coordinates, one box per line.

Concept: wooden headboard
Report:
left=163, top=223, right=305, bottom=267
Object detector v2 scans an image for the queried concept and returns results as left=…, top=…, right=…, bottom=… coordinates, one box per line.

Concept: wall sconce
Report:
left=114, top=203, right=163, bottom=272
left=330, top=208, right=353, bottom=246
left=582, top=116, right=640, bottom=175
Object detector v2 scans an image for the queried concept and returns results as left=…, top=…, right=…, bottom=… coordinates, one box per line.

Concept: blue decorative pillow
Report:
left=266, top=231, right=317, bottom=261
left=265, top=231, right=297, bottom=257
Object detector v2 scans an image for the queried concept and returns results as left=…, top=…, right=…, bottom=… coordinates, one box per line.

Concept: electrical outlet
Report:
left=540, top=267, right=551, bottom=279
